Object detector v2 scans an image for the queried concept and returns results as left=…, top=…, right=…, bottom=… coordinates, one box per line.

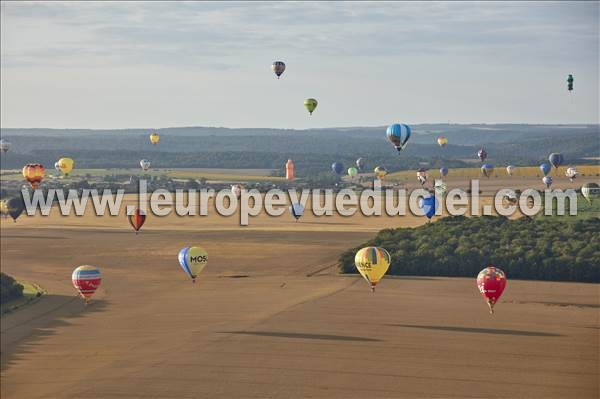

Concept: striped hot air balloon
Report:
left=72, top=265, right=102, bottom=304
left=22, top=164, right=45, bottom=188
left=272, top=61, right=286, bottom=79
left=386, top=123, right=411, bottom=152
left=354, top=246, right=391, bottom=291
left=128, top=208, right=146, bottom=234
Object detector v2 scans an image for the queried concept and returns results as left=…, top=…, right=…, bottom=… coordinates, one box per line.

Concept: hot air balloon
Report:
left=347, top=167, right=358, bottom=178
left=434, top=180, right=447, bottom=197
left=539, top=163, right=551, bottom=177
left=439, top=167, right=448, bottom=177
left=417, top=168, right=428, bottom=185
left=72, top=265, right=102, bottom=304
left=149, top=133, right=160, bottom=145
left=581, top=183, right=600, bottom=204
left=503, top=192, right=518, bottom=205
left=567, top=74, right=574, bottom=92
left=477, top=266, right=506, bottom=314
left=285, top=159, right=294, bottom=181
left=354, top=246, right=391, bottom=291
left=419, top=195, right=439, bottom=221
left=356, top=157, right=366, bottom=171
left=178, top=246, right=208, bottom=283
left=331, top=162, right=344, bottom=175
left=128, top=208, right=146, bottom=234
left=304, top=98, right=318, bottom=115
left=506, top=165, right=516, bottom=176
left=272, top=61, right=286, bottom=79
left=57, top=157, right=74, bottom=176
left=5, top=197, right=25, bottom=222
left=481, top=164, right=494, bottom=178
left=54, top=162, right=61, bottom=174
left=386, top=123, right=411, bottom=152
left=231, top=184, right=244, bottom=198
left=374, top=166, right=387, bottom=180
left=0, top=139, right=11, bottom=153
left=0, top=200, right=8, bottom=218
left=548, top=153, right=564, bottom=170
left=437, top=136, right=448, bottom=147
left=477, top=147, right=487, bottom=162
left=289, top=203, right=304, bottom=221
left=565, top=166, right=578, bottom=182
left=140, top=159, right=151, bottom=171
left=22, top=164, right=45, bottom=188
left=542, top=176, right=553, bottom=188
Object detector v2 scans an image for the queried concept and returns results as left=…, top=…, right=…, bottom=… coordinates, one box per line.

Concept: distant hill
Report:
left=1, top=124, right=598, bottom=174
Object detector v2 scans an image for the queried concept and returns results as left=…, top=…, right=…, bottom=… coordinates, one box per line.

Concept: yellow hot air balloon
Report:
left=374, top=166, right=388, bottom=180
left=0, top=199, right=8, bottom=218
left=304, top=98, right=318, bottom=115
left=57, top=157, right=74, bottom=176
left=149, top=133, right=160, bottom=145
left=354, top=246, right=391, bottom=291
left=437, top=136, right=448, bottom=147
left=178, top=246, right=208, bottom=283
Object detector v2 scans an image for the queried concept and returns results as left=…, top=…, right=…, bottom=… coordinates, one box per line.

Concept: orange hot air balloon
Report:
left=22, top=164, right=45, bottom=188
left=285, top=159, right=295, bottom=181
left=128, top=208, right=146, bottom=234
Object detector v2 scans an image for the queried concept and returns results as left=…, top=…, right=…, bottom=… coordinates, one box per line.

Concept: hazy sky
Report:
left=1, top=1, right=598, bottom=129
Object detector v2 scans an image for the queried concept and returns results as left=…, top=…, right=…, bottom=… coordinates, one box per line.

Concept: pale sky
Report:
left=1, top=1, right=598, bottom=129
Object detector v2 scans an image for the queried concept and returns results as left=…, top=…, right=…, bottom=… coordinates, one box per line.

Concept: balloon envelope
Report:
left=331, top=162, right=344, bottom=175
left=6, top=197, right=25, bottom=222
left=72, top=265, right=101, bottom=302
left=22, top=164, right=45, bottom=188
left=149, top=133, right=160, bottom=145
left=506, top=165, right=516, bottom=176
left=386, top=124, right=411, bottom=152
left=354, top=247, right=391, bottom=291
left=565, top=166, right=577, bottom=181
left=477, top=266, right=506, bottom=314
left=128, top=208, right=146, bottom=232
left=548, top=153, right=564, bottom=169
left=477, top=148, right=487, bottom=162
left=0, top=139, right=11, bottom=153
left=374, top=166, right=387, bottom=180
left=439, top=167, right=448, bottom=177
left=347, top=167, right=358, bottom=177
left=178, top=246, right=208, bottom=282
left=289, top=203, right=305, bottom=220
left=356, top=157, right=366, bottom=170
left=542, top=176, right=553, bottom=188
left=581, top=183, right=600, bottom=203
left=539, top=163, right=551, bottom=177
left=272, top=61, right=286, bottom=78
left=419, top=196, right=439, bottom=220
left=57, top=158, right=74, bottom=175
left=304, top=98, right=318, bottom=115
left=481, top=164, right=494, bottom=178
left=437, top=136, right=448, bottom=147
left=140, top=159, right=151, bottom=171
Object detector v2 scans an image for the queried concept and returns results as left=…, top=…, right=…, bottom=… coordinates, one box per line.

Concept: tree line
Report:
left=338, top=215, right=599, bottom=283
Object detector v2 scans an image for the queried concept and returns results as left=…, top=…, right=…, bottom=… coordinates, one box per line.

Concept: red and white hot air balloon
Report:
left=72, top=265, right=102, bottom=304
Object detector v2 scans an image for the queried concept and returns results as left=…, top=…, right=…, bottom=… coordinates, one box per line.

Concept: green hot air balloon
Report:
left=304, top=98, right=318, bottom=115
left=347, top=167, right=358, bottom=178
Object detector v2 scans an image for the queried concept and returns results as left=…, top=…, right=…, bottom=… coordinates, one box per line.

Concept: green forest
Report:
left=0, top=273, right=24, bottom=304
left=338, top=215, right=600, bottom=283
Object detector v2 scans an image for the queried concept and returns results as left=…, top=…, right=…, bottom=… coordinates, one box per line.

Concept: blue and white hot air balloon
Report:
left=386, top=123, right=411, bottom=152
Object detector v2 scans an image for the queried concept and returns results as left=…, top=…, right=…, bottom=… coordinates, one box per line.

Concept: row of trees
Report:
left=338, top=215, right=599, bottom=283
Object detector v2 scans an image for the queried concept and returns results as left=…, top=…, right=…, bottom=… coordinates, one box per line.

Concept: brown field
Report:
left=1, top=177, right=599, bottom=398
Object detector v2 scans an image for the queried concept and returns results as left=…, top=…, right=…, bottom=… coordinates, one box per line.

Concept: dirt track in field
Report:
left=1, top=181, right=598, bottom=398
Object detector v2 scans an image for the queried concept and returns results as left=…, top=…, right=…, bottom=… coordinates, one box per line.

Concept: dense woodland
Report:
left=0, top=273, right=24, bottom=303
left=338, top=215, right=600, bottom=283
